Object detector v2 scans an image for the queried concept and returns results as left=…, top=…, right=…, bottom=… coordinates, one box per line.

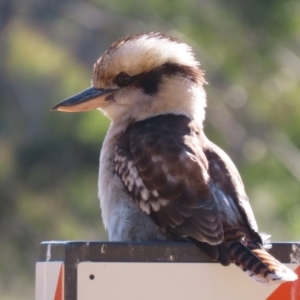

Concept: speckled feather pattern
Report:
left=115, top=115, right=253, bottom=244
left=114, top=114, right=297, bottom=283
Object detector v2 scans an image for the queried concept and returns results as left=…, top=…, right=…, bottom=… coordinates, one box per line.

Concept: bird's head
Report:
left=52, top=32, right=207, bottom=126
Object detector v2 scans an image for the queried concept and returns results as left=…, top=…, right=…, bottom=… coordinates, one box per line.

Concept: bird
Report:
left=52, top=32, right=298, bottom=284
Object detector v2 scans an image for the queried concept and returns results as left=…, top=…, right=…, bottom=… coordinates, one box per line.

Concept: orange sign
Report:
left=267, top=266, right=300, bottom=300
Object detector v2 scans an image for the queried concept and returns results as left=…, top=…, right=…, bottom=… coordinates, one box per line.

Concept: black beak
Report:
left=51, top=87, right=116, bottom=112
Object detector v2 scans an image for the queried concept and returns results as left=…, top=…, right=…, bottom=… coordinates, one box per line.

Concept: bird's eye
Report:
left=116, top=72, right=131, bottom=86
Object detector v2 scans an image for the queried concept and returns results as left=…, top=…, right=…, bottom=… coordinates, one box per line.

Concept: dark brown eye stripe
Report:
left=113, top=63, right=204, bottom=96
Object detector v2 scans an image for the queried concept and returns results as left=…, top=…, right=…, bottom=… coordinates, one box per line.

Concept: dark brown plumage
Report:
left=115, top=114, right=296, bottom=283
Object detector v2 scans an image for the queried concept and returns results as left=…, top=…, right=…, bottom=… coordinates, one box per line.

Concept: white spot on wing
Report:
left=159, top=198, right=169, bottom=206
left=152, top=190, right=159, bottom=197
left=150, top=200, right=161, bottom=212
left=139, top=201, right=151, bottom=214
left=135, top=177, right=143, bottom=188
left=141, top=188, right=150, bottom=201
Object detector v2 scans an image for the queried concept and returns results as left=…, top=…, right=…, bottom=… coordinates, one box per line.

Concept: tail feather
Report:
left=228, top=241, right=298, bottom=284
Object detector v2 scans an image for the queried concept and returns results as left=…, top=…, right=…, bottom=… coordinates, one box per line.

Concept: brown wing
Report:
left=204, top=141, right=263, bottom=244
left=115, top=114, right=223, bottom=245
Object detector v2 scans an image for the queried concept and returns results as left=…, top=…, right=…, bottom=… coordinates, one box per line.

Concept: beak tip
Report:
left=50, top=86, right=114, bottom=113
left=50, top=105, right=59, bottom=112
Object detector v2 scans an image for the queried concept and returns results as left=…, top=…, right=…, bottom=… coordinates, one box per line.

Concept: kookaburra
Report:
left=52, top=32, right=297, bottom=284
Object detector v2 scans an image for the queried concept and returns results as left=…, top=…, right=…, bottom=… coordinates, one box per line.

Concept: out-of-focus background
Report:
left=1, top=0, right=300, bottom=298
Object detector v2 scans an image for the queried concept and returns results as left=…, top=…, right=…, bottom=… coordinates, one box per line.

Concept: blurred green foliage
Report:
left=0, top=0, right=300, bottom=298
